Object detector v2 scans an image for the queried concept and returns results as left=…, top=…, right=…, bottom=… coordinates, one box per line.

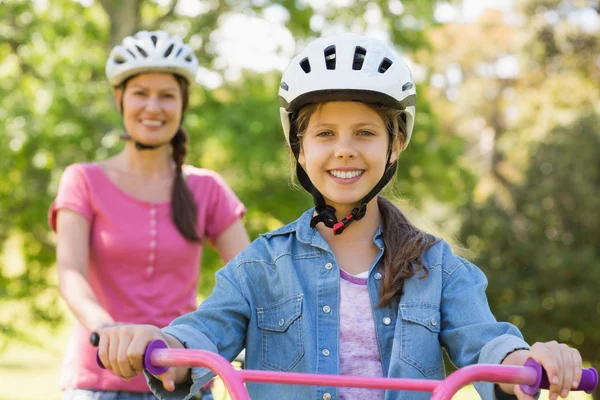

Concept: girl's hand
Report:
left=97, top=324, right=188, bottom=392
left=504, top=341, right=583, bottom=400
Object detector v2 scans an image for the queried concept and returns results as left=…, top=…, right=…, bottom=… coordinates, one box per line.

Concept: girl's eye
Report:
left=316, top=131, right=333, bottom=137
left=358, top=130, right=375, bottom=136
left=133, top=91, right=146, bottom=96
left=162, top=93, right=175, bottom=98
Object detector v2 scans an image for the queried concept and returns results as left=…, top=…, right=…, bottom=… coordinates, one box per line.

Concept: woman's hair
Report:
left=121, top=74, right=200, bottom=243
left=291, top=102, right=436, bottom=307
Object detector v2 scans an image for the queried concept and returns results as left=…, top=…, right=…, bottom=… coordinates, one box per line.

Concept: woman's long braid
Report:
left=170, top=127, right=201, bottom=242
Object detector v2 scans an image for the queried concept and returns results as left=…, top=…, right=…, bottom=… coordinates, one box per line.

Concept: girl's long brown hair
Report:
left=293, top=102, right=435, bottom=307
left=121, top=75, right=200, bottom=243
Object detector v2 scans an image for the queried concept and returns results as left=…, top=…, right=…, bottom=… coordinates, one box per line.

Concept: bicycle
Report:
left=95, top=338, right=598, bottom=400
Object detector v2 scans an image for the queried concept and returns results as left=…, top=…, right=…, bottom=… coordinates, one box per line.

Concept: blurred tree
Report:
left=460, top=113, right=600, bottom=377
left=0, top=0, right=470, bottom=345
left=422, top=0, right=600, bottom=376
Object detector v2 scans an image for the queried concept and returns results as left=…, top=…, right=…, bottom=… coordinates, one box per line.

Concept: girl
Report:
left=96, top=34, right=582, bottom=400
left=51, top=30, right=250, bottom=399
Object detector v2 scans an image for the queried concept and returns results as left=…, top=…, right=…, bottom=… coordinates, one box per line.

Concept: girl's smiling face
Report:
left=298, top=101, right=400, bottom=215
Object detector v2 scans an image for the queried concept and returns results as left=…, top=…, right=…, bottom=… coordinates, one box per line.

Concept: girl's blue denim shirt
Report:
left=146, top=208, right=531, bottom=400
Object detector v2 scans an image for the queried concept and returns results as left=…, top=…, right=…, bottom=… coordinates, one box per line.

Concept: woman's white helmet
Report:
left=106, top=30, right=198, bottom=87
left=279, top=33, right=416, bottom=148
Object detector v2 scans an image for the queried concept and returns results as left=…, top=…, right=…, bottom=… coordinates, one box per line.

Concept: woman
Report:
left=50, top=30, right=250, bottom=399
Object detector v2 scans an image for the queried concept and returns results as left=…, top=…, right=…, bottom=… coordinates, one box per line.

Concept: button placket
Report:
left=147, top=205, right=157, bottom=279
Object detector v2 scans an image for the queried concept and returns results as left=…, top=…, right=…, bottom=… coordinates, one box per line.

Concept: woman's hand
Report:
left=502, top=341, right=583, bottom=400
left=97, top=324, right=189, bottom=392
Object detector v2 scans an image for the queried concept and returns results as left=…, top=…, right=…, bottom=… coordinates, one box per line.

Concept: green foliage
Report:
left=1, top=0, right=468, bottom=342
left=459, top=113, right=600, bottom=370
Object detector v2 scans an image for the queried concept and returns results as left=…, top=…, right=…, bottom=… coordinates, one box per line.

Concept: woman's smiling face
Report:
left=117, top=72, right=183, bottom=147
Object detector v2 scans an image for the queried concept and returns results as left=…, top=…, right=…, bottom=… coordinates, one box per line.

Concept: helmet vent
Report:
left=150, top=35, right=158, bottom=46
left=324, top=45, right=336, bottom=70
left=126, top=49, right=137, bottom=58
left=114, top=55, right=126, bottom=64
left=280, top=82, right=289, bottom=91
left=135, top=45, right=148, bottom=57
left=300, top=57, right=311, bottom=73
left=378, top=57, right=393, bottom=73
left=352, top=46, right=367, bottom=70
left=164, top=44, right=174, bottom=57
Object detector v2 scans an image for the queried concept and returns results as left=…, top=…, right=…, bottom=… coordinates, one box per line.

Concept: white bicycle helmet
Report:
left=279, top=33, right=416, bottom=149
left=106, top=30, right=198, bottom=87
left=279, top=34, right=417, bottom=235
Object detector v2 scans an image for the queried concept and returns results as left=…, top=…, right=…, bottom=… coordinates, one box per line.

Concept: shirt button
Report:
left=147, top=266, right=153, bottom=273
left=278, top=319, right=285, bottom=326
left=150, top=229, right=157, bottom=236
left=322, top=306, right=331, bottom=314
left=148, top=253, right=155, bottom=261
left=322, top=349, right=330, bottom=356
left=150, top=240, right=157, bottom=248
left=150, top=219, right=156, bottom=226
left=430, top=317, right=437, bottom=326
left=383, top=317, right=392, bottom=325
left=323, top=393, right=331, bottom=400
left=325, top=263, right=333, bottom=270
left=149, top=208, right=156, bottom=216
left=374, top=272, right=382, bottom=280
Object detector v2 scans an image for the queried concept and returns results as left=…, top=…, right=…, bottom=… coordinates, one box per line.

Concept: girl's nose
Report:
left=334, top=137, right=358, bottom=159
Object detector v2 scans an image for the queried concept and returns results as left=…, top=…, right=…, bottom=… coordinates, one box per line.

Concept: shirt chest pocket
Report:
left=257, top=295, right=304, bottom=372
left=399, top=306, right=444, bottom=377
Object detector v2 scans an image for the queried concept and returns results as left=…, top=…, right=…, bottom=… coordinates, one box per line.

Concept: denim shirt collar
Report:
left=263, top=208, right=385, bottom=253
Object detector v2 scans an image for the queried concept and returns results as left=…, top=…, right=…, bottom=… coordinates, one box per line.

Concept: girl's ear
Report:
left=390, top=138, right=403, bottom=163
left=298, top=147, right=306, bottom=166
left=114, top=87, right=123, bottom=113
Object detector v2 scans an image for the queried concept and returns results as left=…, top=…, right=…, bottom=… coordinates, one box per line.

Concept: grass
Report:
left=0, top=321, right=69, bottom=400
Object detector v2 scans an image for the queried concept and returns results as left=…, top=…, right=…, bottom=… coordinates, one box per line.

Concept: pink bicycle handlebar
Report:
left=97, top=339, right=597, bottom=400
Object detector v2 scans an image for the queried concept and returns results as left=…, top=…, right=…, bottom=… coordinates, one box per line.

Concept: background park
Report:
left=0, top=0, right=599, bottom=398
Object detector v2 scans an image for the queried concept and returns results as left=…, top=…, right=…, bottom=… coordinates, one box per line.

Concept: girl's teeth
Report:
left=330, top=170, right=363, bottom=179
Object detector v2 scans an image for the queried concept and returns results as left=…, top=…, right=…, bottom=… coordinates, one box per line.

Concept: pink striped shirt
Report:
left=49, top=162, right=245, bottom=392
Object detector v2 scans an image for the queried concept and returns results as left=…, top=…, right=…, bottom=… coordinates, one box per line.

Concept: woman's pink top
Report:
left=49, top=162, right=246, bottom=392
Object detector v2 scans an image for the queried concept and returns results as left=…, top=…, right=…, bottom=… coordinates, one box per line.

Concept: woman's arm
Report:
left=56, top=209, right=114, bottom=332
left=212, top=218, right=250, bottom=263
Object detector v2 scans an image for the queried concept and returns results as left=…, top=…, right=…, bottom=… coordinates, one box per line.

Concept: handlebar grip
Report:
left=90, top=331, right=100, bottom=347
left=520, top=358, right=598, bottom=395
left=91, top=333, right=169, bottom=376
left=142, top=340, right=170, bottom=376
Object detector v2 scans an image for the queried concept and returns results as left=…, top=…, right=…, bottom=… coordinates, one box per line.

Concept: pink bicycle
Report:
left=97, top=339, right=598, bottom=399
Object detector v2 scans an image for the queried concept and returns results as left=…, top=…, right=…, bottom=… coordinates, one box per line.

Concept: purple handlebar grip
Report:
left=520, top=358, right=598, bottom=395
left=144, top=339, right=169, bottom=375
left=95, top=339, right=169, bottom=375
left=96, top=351, right=106, bottom=369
